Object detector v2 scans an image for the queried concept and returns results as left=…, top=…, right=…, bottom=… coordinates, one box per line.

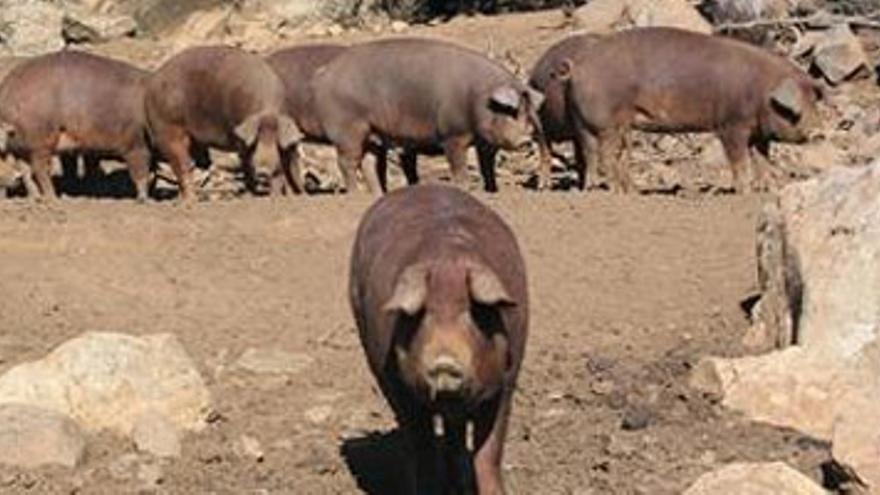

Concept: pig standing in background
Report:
left=350, top=184, right=528, bottom=494
left=145, top=46, right=303, bottom=201
left=0, top=56, right=36, bottom=198
left=530, top=27, right=822, bottom=192
left=312, top=37, right=544, bottom=195
left=0, top=51, right=152, bottom=201
left=266, top=43, right=348, bottom=194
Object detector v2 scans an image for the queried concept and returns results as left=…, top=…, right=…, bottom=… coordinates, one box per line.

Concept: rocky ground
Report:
left=0, top=1, right=878, bottom=494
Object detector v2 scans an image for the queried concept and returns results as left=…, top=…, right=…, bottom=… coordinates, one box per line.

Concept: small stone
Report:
left=132, top=410, right=181, bottom=458
left=236, top=348, right=314, bottom=375
left=684, top=462, right=826, bottom=494
left=326, top=24, right=344, bottom=37
left=390, top=20, right=408, bottom=33
left=590, top=379, right=615, bottom=396
left=0, top=404, right=85, bottom=468
left=621, top=405, right=653, bottom=431
left=304, top=405, right=333, bottom=425
left=238, top=435, right=264, bottom=462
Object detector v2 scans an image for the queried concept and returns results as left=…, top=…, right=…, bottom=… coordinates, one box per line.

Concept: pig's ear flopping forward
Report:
left=468, top=263, right=515, bottom=307
left=278, top=115, right=304, bottom=149
left=490, top=85, right=522, bottom=112
left=234, top=113, right=262, bottom=146
left=769, top=78, right=804, bottom=119
left=384, top=264, right=429, bottom=316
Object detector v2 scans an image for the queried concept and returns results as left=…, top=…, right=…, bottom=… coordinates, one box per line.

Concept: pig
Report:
left=0, top=51, right=152, bottom=201
left=529, top=27, right=823, bottom=192
left=349, top=184, right=528, bottom=494
left=145, top=46, right=303, bottom=201
left=0, top=56, right=37, bottom=198
left=312, top=37, right=545, bottom=194
left=527, top=33, right=601, bottom=190
left=266, top=43, right=347, bottom=193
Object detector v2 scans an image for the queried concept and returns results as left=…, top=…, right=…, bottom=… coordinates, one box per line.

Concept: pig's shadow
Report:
left=341, top=429, right=408, bottom=494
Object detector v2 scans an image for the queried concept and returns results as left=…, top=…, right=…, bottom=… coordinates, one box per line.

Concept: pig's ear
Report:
left=554, top=58, right=573, bottom=81
left=770, top=78, right=804, bottom=118
left=234, top=114, right=262, bottom=146
left=277, top=115, right=304, bottom=149
left=384, top=264, right=429, bottom=316
left=468, top=264, right=515, bottom=307
left=526, top=87, right=545, bottom=111
left=490, top=85, right=522, bottom=112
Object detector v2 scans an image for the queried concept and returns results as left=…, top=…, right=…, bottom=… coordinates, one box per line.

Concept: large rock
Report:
left=0, top=1, right=65, bottom=56
left=692, top=163, right=880, bottom=490
left=0, top=404, right=86, bottom=468
left=575, top=0, right=712, bottom=35
left=0, top=332, right=211, bottom=437
left=62, top=9, right=138, bottom=44
left=684, top=462, right=827, bottom=495
left=812, top=24, right=870, bottom=85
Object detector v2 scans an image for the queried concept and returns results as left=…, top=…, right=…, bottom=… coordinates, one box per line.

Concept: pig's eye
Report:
left=393, top=310, right=425, bottom=349
left=470, top=302, right=504, bottom=338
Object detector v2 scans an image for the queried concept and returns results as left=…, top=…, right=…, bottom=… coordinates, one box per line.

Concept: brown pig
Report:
left=312, top=37, right=545, bottom=194
left=266, top=43, right=347, bottom=193
left=530, top=27, right=823, bottom=192
left=0, top=51, right=152, bottom=201
left=145, top=46, right=303, bottom=200
left=349, top=184, right=528, bottom=494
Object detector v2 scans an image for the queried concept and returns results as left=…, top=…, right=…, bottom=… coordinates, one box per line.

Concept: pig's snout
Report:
left=426, top=354, right=469, bottom=399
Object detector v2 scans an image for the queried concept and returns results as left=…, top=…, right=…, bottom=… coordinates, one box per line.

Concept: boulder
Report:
left=812, top=24, right=870, bottom=85
left=699, top=0, right=791, bottom=23
left=683, top=462, right=827, bottom=494
left=0, top=404, right=86, bottom=468
left=0, top=332, right=211, bottom=437
left=62, top=9, right=138, bottom=44
left=692, top=162, right=880, bottom=488
left=574, top=0, right=712, bottom=35
left=132, top=409, right=182, bottom=458
left=0, top=1, right=65, bottom=56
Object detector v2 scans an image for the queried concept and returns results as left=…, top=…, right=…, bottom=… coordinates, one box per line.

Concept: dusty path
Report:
left=0, top=191, right=829, bottom=494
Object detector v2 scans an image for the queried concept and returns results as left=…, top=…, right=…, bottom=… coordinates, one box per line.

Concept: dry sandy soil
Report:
left=0, top=7, right=848, bottom=495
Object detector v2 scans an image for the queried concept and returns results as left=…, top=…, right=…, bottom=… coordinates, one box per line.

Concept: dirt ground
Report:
left=0, top=7, right=851, bottom=495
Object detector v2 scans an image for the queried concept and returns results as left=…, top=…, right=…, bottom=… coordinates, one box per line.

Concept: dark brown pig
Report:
left=266, top=43, right=347, bottom=193
left=312, top=37, right=545, bottom=194
left=528, top=33, right=601, bottom=190
left=145, top=46, right=303, bottom=200
left=349, top=184, right=528, bottom=494
left=531, top=27, right=823, bottom=192
left=0, top=51, right=152, bottom=201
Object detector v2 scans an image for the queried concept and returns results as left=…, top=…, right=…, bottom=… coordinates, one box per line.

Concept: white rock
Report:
left=832, top=380, right=880, bottom=492
left=813, top=24, right=869, bottom=85
left=0, top=1, right=65, bottom=56
left=692, top=163, right=880, bottom=487
left=575, top=0, right=712, bottom=35
left=62, top=9, right=138, bottom=44
left=0, top=332, right=211, bottom=436
left=684, top=462, right=827, bottom=494
left=0, top=404, right=85, bottom=468
left=235, top=347, right=314, bottom=375
left=304, top=405, right=333, bottom=425
left=132, top=409, right=182, bottom=458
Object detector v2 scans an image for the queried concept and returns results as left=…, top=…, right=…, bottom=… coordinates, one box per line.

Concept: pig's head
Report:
left=530, top=57, right=574, bottom=138
left=385, top=257, right=515, bottom=415
left=760, top=76, right=823, bottom=144
left=235, top=112, right=303, bottom=186
left=478, top=82, right=545, bottom=151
